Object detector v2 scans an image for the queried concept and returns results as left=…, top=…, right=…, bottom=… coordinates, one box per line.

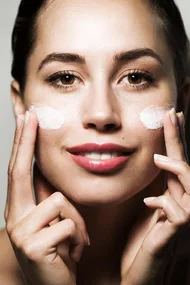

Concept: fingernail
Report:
left=169, top=108, right=177, bottom=126
left=24, top=111, right=30, bottom=125
left=144, top=197, right=156, bottom=203
left=154, top=154, right=171, bottom=162
left=87, top=234, right=91, bottom=246
left=178, top=112, right=185, bottom=128
left=16, top=114, right=24, bottom=130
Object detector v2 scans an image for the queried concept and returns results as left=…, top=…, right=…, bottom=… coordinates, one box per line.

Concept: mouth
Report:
left=66, top=143, right=134, bottom=173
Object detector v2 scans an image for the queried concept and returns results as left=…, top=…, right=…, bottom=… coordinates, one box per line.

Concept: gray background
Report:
left=0, top=0, right=189, bottom=229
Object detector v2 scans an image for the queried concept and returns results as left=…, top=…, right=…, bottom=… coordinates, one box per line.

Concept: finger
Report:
left=154, top=154, right=190, bottom=195
left=9, top=111, right=38, bottom=220
left=123, top=193, right=190, bottom=285
left=163, top=109, right=185, bottom=200
left=144, top=195, right=189, bottom=251
left=164, top=109, right=185, bottom=160
left=8, top=114, right=25, bottom=175
left=15, top=192, right=89, bottom=246
left=124, top=193, right=189, bottom=285
left=13, top=111, right=38, bottom=178
left=5, top=114, right=25, bottom=221
left=23, top=219, right=84, bottom=263
left=177, top=112, right=189, bottom=164
left=33, top=162, right=60, bottom=225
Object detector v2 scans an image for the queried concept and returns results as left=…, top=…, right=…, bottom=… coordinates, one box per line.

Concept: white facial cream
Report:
left=139, top=105, right=173, bottom=130
left=29, top=105, right=65, bottom=130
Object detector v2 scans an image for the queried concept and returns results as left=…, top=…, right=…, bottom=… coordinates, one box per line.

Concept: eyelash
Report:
left=45, top=69, right=155, bottom=91
left=120, top=70, right=155, bottom=90
left=45, top=71, right=80, bottom=91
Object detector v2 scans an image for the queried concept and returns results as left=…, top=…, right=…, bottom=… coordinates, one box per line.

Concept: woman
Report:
left=0, top=0, right=190, bottom=284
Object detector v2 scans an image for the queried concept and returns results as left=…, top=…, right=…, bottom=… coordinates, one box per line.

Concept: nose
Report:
left=82, top=84, right=121, bottom=132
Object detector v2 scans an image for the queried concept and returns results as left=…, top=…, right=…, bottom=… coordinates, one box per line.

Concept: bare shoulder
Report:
left=0, top=227, right=24, bottom=285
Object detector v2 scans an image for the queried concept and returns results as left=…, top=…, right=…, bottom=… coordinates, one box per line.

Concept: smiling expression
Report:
left=21, top=0, right=178, bottom=205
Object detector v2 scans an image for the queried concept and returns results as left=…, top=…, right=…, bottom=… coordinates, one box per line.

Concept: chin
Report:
left=38, top=162, right=161, bottom=207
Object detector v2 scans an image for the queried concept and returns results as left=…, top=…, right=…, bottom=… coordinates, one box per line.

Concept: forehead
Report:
left=34, top=0, right=170, bottom=64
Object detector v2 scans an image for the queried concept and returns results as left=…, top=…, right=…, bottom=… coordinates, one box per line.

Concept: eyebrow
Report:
left=38, top=48, right=163, bottom=72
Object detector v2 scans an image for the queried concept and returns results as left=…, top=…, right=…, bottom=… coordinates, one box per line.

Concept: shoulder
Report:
left=0, top=227, right=24, bottom=285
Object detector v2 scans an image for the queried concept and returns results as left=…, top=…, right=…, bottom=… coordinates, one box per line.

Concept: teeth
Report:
left=84, top=152, right=92, bottom=158
left=83, top=152, right=101, bottom=159
left=83, top=152, right=120, bottom=160
left=111, top=152, right=118, bottom=158
left=90, top=152, right=101, bottom=159
left=101, top=153, right=112, bottom=160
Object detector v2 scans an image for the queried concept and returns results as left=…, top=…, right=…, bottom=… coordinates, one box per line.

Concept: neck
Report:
left=72, top=170, right=166, bottom=284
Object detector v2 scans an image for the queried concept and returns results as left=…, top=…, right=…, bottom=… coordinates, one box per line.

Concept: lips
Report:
left=66, top=143, right=134, bottom=173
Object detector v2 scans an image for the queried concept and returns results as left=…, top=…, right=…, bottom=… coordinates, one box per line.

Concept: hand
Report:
left=121, top=109, right=190, bottom=285
left=4, top=111, right=89, bottom=285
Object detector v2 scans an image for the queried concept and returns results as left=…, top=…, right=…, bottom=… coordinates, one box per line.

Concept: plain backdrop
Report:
left=0, top=0, right=190, bottom=229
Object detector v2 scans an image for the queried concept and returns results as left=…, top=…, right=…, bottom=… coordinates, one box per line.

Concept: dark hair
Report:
left=11, top=0, right=46, bottom=90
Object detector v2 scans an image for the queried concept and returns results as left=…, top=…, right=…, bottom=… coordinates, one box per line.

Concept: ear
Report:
left=11, top=80, right=26, bottom=117
left=177, top=77, right=190, bottom=118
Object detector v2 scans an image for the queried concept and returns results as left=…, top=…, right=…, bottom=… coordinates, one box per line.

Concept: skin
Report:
left=13, top=0, right=176, bottom=202
left=2, top=0, right=190, bottom=284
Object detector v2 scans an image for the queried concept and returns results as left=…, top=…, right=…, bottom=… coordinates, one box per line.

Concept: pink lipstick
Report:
left=67, top=143, right=134, bottom=173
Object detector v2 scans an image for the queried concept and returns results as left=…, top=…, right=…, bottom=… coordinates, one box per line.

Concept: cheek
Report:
left=123, top=103, right=173, bottom=128
left=34, top=120, right=75, bottom=169
left=123, top=105, right=166, bottom=154
left=34, top=129, right=60, bottom=165
left=142, top=128, right=165, bottom=154
left=30, top=105, right=65, bottom=130
left=139, top=104, right=173, bottom=130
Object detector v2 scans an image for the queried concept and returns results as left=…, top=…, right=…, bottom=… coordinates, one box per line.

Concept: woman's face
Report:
left=23, top=0, right=177, bottom=205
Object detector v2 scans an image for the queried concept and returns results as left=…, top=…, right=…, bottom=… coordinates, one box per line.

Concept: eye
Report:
left=45, top=71, right=81, bottom=91
left=120, top=70, right=155, bottom=90
left=60, top=74, right=75, bottom=85
left=128, top=73, right=145, bottom=85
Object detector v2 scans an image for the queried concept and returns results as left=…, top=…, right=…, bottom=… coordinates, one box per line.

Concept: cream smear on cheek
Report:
left=29, top=105, right=65, bottom=130
left=29, top=104, right=174, bottom=131
left=139, top=104, right=173, bottom=130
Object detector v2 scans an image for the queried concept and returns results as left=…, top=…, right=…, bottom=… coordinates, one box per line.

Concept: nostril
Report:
left=85, top=122, right=119, bottom=132
left=87, top=123, right=96, bottom=129
left=104, top=123, right=119, bottom=132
